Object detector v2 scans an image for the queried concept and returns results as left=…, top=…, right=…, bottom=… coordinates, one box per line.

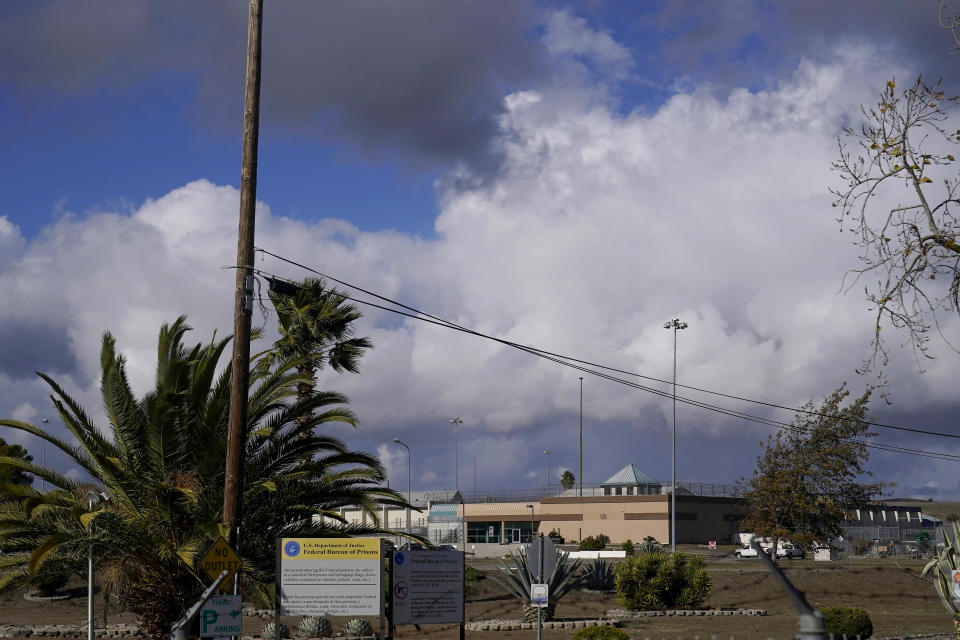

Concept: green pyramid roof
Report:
left=601, top=463, right=659, bottom=486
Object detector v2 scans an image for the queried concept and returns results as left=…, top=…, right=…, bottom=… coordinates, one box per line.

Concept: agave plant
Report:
left=342, top=617, right=373, bottom=638
left=582, top=558, right=615, bottom=591
left=921, top=521, right=960, bottom=639
left=261, top=621, right=290, bottom=639
left=492, top=545, right=584, bottom=622
left=637, top=536, right=663, bottom=554
left=297, top=616, right=333, bottom=638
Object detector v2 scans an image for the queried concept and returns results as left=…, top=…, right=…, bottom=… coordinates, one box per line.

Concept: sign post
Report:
left=199, top=595, right=242, bottom=638
left=529, top=534, right=556, bottom=640
left=279, top=538, right=382, bottom=616
left=391, top=548, right=464, bottom=625
left=200, top=537, right=242, bottom=592
left=531, top=583, right=548, bottom=607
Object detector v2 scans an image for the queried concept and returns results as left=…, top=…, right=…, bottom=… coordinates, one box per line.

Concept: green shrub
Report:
left=464, top=565, right=485, bottom=582
left=822, top=607, right=873, bottom=638
left=596, top=533, right=611, bottom=546
left=34, top=559, right=74, bottom=596
left=613, top=551, right=711, bottom=610
left=620, top=539, right=634, bottom=555
left=571, top=625, right=629, bottom=640
left=579, top=536, right=606, bottom=551
left=464, top=565, right=485, bottom=598
left=548, top=530, right=565, bottom=544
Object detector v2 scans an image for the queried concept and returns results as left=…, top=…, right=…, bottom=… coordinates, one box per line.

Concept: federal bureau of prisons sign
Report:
left=279, top=538, right=382, bottom=616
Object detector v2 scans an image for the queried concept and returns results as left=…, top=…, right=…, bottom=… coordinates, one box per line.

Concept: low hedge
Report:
left=822, top=606, right=873, bottom=639
left=571, top=625, right=629, bottom=640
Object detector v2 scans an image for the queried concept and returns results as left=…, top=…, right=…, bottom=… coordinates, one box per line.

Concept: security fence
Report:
left=459, top=481, right=743, bottom=503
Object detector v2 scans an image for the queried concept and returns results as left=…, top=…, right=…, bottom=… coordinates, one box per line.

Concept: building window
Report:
left=604, top=487, right=611, bottom=496
left=615, top=487, right=623, bottom=496
left=468, top=522, right=501, bottom=544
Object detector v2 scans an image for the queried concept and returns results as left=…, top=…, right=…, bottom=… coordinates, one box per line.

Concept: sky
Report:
left=2, top=1, right=960, bottom=501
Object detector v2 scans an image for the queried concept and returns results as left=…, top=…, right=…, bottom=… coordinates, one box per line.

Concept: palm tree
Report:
left=0, top=317, right=405, bottom=638
left=267, top=277, right=373, bottom=408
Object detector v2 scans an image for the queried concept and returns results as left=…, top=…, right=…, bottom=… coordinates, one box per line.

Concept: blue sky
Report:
left=2, top=1, right=960, bottom=500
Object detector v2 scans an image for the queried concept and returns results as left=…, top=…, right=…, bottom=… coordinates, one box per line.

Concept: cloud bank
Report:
left=2, top=38, right=959, bottom=497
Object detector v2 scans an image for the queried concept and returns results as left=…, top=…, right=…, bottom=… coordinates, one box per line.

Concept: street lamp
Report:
left=449, top=417, right=463, bottom=493
left=86, top=490, right=108, bottom=640
left=543, top=449, right=552, bottom=497
left=392, top=439, right=411, bottom=534
left=663, top=317, right=688, bottom=553
left=579, top=377, right=583, bottom=497
left=526, top=504, right=535, bottom=542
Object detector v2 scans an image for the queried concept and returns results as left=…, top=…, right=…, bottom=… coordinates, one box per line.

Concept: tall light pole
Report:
left=86, top=490, right=108, bottom=640
left=543, top=449, right=552, bottom=497
left=663, top=317, right=688, bottom=552
left=578, top=377, right=583, bottom=497
left=526, top=504, right=535, bottom=542
left=449, top=417, right=463, bottom=493
left=40, top=418, right=49, bottom=492
left=392, top=439, right=411, bottom=534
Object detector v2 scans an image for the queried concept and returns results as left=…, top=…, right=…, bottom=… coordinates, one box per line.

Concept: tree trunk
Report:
left=522, top=604, right=555, bottom=623
left=296, top=363, right=316, bottom=430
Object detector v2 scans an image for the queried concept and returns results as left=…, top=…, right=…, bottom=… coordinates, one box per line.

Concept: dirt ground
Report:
left=0, top=553, right=954, bottom=639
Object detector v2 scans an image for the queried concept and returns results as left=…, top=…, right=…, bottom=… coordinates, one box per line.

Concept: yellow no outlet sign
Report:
left=200, top=595, right=242, bottom=637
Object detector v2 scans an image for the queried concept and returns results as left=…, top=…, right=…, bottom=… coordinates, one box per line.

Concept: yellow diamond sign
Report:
left=200, top=536, right=242, bottom=587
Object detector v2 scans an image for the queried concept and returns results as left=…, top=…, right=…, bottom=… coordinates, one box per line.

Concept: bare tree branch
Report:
left=831, top=77, right=960, bottom=373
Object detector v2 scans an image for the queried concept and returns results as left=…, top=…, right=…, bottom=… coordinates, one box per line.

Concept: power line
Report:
left=253, top=250, right=960, bottom=461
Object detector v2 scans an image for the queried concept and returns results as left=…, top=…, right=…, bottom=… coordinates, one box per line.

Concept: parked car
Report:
left=776, top=544, right=805, bottom=559
left=734, top=544, right=772, bottom=559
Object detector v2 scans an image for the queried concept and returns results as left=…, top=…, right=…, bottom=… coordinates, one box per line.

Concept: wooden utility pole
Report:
left=223, top=0, right=264, bottom=550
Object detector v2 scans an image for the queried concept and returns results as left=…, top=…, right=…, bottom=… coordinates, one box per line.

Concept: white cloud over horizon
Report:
left=2, top=42, right=959, bottom=498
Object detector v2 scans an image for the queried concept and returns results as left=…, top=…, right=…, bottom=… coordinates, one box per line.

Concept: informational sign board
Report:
left=200, top=595, right=242, bottom=638
left=279, top=538, right=381, bottom=616
left=708, top=541, right=717, bottom=550
left=531, top=583, right=549, bottom=607
left=391, top=549, right=464, bottom=625
left=200, top=537, right=242, bottom=587
left=952, top=570, right=960, bottom=601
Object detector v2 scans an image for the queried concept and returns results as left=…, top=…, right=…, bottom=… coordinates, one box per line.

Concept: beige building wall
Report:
left=462, top=496, right=672, bottom=544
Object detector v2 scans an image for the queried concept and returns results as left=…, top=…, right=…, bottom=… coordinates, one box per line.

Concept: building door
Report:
left=506, top=528, right=521, bottom=543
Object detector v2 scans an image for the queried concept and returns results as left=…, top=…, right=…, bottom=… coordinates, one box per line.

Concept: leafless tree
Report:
left=940, top=0, right=960, bottom=51
left=831, top=77, right=960, bottom=372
